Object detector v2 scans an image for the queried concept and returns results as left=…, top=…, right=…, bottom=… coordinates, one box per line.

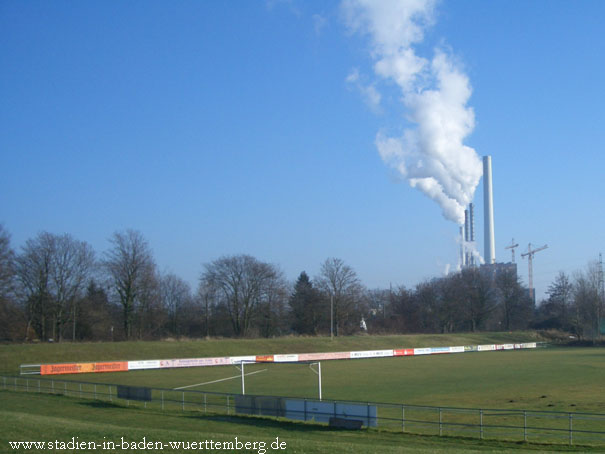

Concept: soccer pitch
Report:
left=22, top=345, right=605, bottom=414
left=2, top=334, right=605, bottom=451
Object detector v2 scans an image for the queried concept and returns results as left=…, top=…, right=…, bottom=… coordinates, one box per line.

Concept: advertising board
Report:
left=298, top=352, right=351, bottom=361
left=40, top=361, right=127, bottom=375
left=255, top=355, right=275, bottom=362
left=127, top=360, right=161, bottom=371
left=273, top=354, right=299, bottom=362
left=229, top=356, right=257, bottom=364
left=350, top=350, right=393, bottom=359
left=160, top=357, right=231, bottom=369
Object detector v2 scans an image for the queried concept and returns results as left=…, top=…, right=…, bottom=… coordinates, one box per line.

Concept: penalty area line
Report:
left=173, top=369, right=268, bottom=390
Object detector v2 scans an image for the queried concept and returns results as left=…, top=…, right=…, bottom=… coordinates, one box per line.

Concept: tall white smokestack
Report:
left=483, top=156, right=496, bottom=264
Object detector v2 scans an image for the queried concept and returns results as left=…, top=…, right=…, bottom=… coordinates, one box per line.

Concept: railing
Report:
left=2, top=374, right=605, bottom=447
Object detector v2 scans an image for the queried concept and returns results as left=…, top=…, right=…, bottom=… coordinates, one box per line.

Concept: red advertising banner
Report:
left=394, top=349, right=415, bottom=356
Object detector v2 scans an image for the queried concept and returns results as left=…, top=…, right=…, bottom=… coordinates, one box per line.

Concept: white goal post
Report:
left=236, top=360, right=323, bottom=400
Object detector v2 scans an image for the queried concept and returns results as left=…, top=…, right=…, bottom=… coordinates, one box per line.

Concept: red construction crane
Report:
left=521, top=243, right=548, bottom=302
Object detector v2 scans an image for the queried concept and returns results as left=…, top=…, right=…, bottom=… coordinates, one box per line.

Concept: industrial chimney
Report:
left=483, top=156, right=496, bottom=264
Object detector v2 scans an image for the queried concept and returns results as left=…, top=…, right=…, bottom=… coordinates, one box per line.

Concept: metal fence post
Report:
left=94, top=384, right=97, bottom=400
left=524, top=410, right=527, bottom=442
left=227, top=395, right=230, bottom=415
left=402, top=405, right=405, bottom=432
left=64, top=382, right=67, bottom=395
left=109, top=385, right=112, bottom=402
left=26, top=379, right=29, bottom=392
left=480, top=409, right=484, bottom=440
left=38, top=380, right=40, bottom=393
left=439, top=408, right=443, bottom=436
left=51, top=380, right=54, bottom=394
left=161, top=391, right=164, bottom=410
left=569, top=413, right=573, bottom=445
left=79, top=383, right=82, bottom=398
left=304, top=398, right=307, bottom=421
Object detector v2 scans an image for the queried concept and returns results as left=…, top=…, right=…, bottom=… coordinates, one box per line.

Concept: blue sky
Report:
left=1, top=0, right=604, bottom=300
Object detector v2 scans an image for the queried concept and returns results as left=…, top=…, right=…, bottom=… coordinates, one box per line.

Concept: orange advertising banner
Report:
left=40, top=361, right=128, bottom=375
left=41, top=363, right=92, bottom=375
left=93, top=362, right=128, bottom=373
left=255, top=355, right=274, bottom=362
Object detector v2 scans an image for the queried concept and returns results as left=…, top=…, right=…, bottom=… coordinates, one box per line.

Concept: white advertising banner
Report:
left=413, top=348, right=431, bottom=355
left=160, top=357, right=231, bottom=369
left=127, top=360, right=161, bottom=370
left=229, top=356, right=257, bottom=364
left=274, top=354, right=300, bottom=363
left=350, top=350, right=394, bottom=359
left=298, top=351, right=351, bottom=361
left=478, top=344, right=496, bottom=351
left=450, top=346, right=465, bottom=353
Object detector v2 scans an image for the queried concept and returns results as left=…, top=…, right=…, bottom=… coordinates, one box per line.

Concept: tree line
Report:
left=0, top=224, right=602, bottom=342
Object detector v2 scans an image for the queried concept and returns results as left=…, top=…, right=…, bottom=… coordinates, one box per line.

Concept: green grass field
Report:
left=2, top=391, right=600, bottom=454
left=2, top=332, right=605, bottom=453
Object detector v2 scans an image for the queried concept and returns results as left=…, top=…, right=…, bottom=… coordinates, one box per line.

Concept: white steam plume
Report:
left=342, top=0, right=482, bottom=225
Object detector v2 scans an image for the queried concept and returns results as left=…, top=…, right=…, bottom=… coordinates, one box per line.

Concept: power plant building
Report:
left=460, top=155, right=518, bottom=280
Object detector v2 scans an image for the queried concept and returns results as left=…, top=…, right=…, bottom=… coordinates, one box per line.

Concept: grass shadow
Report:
left=185, top=413, right=334, bottom=433
left=78, top=400, right=125, bottom=409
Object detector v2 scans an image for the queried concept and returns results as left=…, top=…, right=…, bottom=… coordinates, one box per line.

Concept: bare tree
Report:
left=414, top=279, right=441, bottom=333
left=52, top=234, right=96, bottom=341
left=315, top=258, right=364, bottom=336
left=196, top=279, right=214, bottom=337
left=495, top=268, right=532, bottom=331
left=0, top=225, right=25, bottom=341
left=15, top=232, right=53, bottom=340
left=160, top=273, right=192, bottom=336
left=0, top=224, right=15, bottom=298
left=460, top=268, right=497, bottom=332
left=201, top=254, right=287, bottom=337
left=388, top=285, right=420, bottom=333
left=15, top=232, right=94, bottom=341
left=103, top=230, right=156, bottom=339
left=572, top=261, right=602, bottom=340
